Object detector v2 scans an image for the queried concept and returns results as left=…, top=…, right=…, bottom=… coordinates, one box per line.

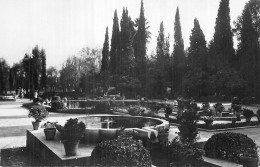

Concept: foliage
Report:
left=172, top=7, right=186, bottom=95
left=231, top=97, right=240, bottom=104
left=128, top=105, right=145, bottom=116
left=61, top=118, right=86, bottom=141
left=165, top=105, right=173, bottom=115
left=203, top=116, right=214, bottom=125
left=100, top=27, right=110, bottom=73
left=94, top=101, right=111, bottom=114
left=209, top=0, right=235, bottom=72
left=241, top=97, right=255, bottom=105
left=242, top=108, right=254, bottom=119
left=134, top=0, right=149, bottom=93
left=0, top=58, right=10, bottom=94
left=236, top=1, right=260, bottom=97
left=51, top=100, right=66, bottom=110
left=231, top=104, right=242, bottom=113
left=109, top=10, right=120, bottom=74
left=177, top=105, right=199, bottom=142
left=91, top=136, right=152, bottom=167
left=40, top=49, right=47, bottom=89
left=168, top=137, right=204, bottom=166
left=213, top=102, right=225, bottom=113
left=257, top=109, right=260, bottom=117
left=44, top=121, right=57, bottom=129
left=204, top=132, right=258, bottom=163
left=28, top=106, right=48, bottom=122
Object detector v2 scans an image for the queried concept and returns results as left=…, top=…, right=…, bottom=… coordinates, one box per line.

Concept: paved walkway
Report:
left=0, top=99, right=83, bottom=149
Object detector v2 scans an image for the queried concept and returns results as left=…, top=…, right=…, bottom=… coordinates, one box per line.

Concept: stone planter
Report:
left=63, top=140, right=79, bottom=156
left=240, top=154, right=259, bottom=167
left=44, top=128, right=56, bottom=140
left=32, top=121, right=41, bottom=130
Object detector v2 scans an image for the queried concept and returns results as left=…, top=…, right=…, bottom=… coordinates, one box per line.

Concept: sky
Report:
left=0, top=0, right=249, bottom=69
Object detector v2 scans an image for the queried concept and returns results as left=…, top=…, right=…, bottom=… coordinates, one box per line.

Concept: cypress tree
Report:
left=187, top=18, right=208, bottom=70
left=238, top=4, right=260, bottom=96
left=172, top=7, right=185, bottom=96
left=40, top=49, right=47, bottom=90
left=134, top=0, right=147, bottom=94
left=209, top=0, right=235, bottom=72
left=101, top=27, right=110, bottom=73
left=119, top=8, right=135, bottom=76
left=109, top=10, right=120, bottom=74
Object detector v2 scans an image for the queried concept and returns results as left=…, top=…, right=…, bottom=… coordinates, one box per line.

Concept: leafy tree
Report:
left=109, top=10, right=120, bottom=74
left=46, top=66, right=59, bottom=91
left=208, top=0, right=235, bottom=72
left=32, top=45, right=41, bottom=90
left=172, top=7, right=186, bottom=96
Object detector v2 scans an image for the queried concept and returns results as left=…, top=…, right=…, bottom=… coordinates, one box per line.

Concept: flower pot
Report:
left=240, top=154, right=259, bottom=167
left=44, top=128, right=56, bottom=140
left=63, top=140, right=79, bottom=156
left=32, top=121, right=41, bottom=130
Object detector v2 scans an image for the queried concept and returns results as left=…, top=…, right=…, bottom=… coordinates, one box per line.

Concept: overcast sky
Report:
left=0, top=0, right=248, bottom=69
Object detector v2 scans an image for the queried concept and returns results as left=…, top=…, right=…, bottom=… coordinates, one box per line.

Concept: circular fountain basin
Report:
left=76, top=115, right=169, bottom=143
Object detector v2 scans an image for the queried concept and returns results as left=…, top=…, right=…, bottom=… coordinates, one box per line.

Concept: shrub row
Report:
left=198, top=121, right=260, bottom=130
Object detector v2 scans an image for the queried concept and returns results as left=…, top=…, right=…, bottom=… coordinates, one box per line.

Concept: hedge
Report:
left=204, top=132, right=258, bottom=164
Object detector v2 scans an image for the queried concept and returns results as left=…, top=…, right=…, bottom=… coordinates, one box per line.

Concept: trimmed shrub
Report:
left=231, top=97, right=240, bottom=104
left=168, top=137, right=204, bottom=166
left=197, top=121, right=260, bottom=130
left=128, top=105, right=145, bottom=116
left=94, top=101, right=111, bottom=114
left=91, top=136, right=152, bottom=167
left=242, top=108, right=254, bottom=121
left=51, top=100, right=66, bottom=111
left=204, top=132, right=258, bottom=164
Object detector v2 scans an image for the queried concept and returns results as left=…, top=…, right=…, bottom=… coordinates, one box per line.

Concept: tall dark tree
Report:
left=119, top=8, right=135, bottom=76
left=172, top=7, right=186, bottom=96
left=101, top=27, right=110, bottom=73
left=0, top=58, right=10, bottom=94
left=32, top=45, right=41, bottom=90
left=134, top=0, right=147, bottom=95
left=183, top=18, right=210, bottom=97
left=209, top=0, right=235, bottom=72
left=237, top=4, right=260, bottom=96
left=109, top=10, right=120, bottom=74
left=101, top=27, right=110, bottom=92
left=40, top=49, right=47, bottom=90
left=187, top=18, right=208, bottom=70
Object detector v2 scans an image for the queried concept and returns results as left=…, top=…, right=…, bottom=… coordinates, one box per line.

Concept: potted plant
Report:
left=242, top=108, right=254, bottom=123
left=43, top=121, right=57, bottom=140
left=61, top=118, right=86, bottom=156
left=203, top=116, right=214, bottom=126
left=257, top=110, right=260, bottom=123
left=28, top=106, right=48, bottom=130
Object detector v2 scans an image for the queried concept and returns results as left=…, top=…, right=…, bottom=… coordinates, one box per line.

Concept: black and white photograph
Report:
left=0, top=0, right=259, bottom=166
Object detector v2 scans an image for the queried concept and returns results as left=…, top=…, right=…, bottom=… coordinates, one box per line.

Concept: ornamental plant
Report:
left=61, top=118, right=86, bottom=142
left=28, top=106, right=48, bottom=122
left=242, top=108, right=254, bottom=122
left=168, top=137, right=204, bottom=166
left=257, top=110, right=260, bottom=122
left=213, top=102, right=225, bottom=115
left=204, top=132, right=258, bottom=164
left=91, top=136, right=152, bottom=167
